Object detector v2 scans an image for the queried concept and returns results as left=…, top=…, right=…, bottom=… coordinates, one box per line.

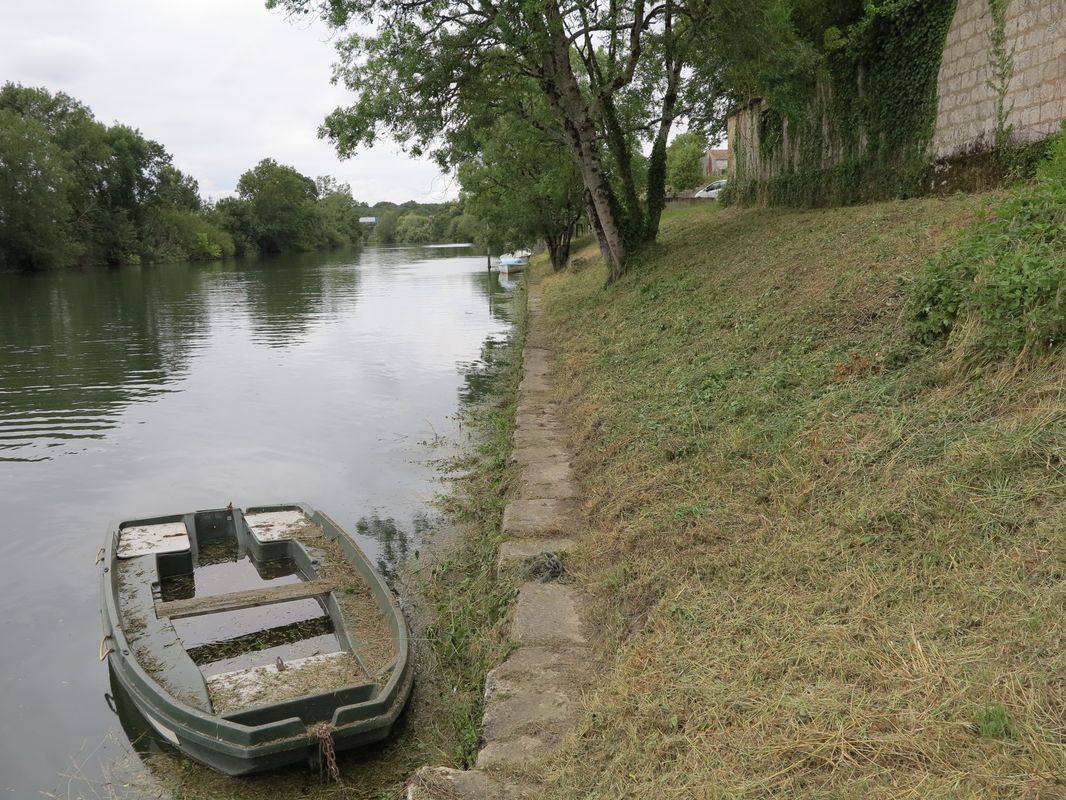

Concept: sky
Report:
left=0, top=0, right=456, bottom=204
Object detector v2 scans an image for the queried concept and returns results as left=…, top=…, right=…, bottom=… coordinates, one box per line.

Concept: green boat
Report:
left=99, top=503, right=413, bottom=775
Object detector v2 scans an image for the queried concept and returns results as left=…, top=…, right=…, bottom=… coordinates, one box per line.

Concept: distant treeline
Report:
left=0, top=84, right=476, bottom=271
left=365, top=202, right=479, bottom=246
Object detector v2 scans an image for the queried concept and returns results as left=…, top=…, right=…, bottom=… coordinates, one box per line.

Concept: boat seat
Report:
left=156, top=579, right=336, bottom=620
left=243, top=509, right=315, bottom=544
left=117, top=520, right=190, bottom=559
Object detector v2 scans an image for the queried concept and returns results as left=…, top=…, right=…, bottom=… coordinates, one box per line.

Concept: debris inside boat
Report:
left=100, top=503, right=413, bottom=775
left=207, top=651, right=366, bottom=714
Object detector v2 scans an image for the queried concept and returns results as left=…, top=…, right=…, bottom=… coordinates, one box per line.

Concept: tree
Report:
left=208, top=197, right=260, bottom=255
left=315, top=175, right=364, bottom=247
left=666, top=131, right=710, bottom=191
left=446, top=213, right=480, bottom=243
left=458, top=112, right=584, bottom=271
left=373, top=209, right=402, bottom=244
left=90, top=124, right=174, bottom=263
left=153, top=165, right=202, bottom=212
left=269, top=0, right=700, bottom=281
left=236, top=158, right=322, bottom=252
left=395, top=213, right=433, bottom=244
left=0, top=83, right=199, bottom=266
left=428, top=201, right=468, bottom=243
left=0, top=109, right=76, bottom=269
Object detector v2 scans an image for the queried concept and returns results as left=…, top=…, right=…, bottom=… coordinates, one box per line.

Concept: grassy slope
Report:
left=539, top=197, right=1065, bottom=798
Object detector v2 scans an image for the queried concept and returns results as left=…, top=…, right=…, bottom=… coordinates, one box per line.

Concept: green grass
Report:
left=421, top=325, right=525, bottom=765
left=913, top=126, right=1066, bottom=353
left=536, top=194, right=1066, bottom=798
left=974, top=704, right=1015, bottom=740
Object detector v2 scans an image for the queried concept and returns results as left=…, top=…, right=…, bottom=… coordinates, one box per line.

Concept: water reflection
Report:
left=108, top=665, right=176, bottom=763
left=459, top=334, right=517, bottom=406
left=468, top=265, right=516, bottom=325
left=355, top=511, right=439, bottom=582
left=241, top=249, right=363, bottom=348
left=0, top=266, right=209, bottom=461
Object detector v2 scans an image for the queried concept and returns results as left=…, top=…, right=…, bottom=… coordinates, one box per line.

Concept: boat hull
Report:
left=108, top=644, right=414, bottom=775
left=100, top=502, right=414, bottom=775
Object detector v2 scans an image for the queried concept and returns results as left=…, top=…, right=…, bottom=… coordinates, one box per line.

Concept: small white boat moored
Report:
left=497, top=253, right=529, bottom=274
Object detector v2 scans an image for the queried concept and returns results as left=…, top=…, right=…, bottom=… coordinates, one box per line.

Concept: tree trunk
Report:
left=545, top=225, right=574, bottom=271
left=601, top=94, right=644, bottom=245
left=541, top=1, right=628, bottom=281
left=584, top=187, right=611, bottom=263
left=644, top=11, right=683, bottom=243
left=557, top=225, right=573, bottom=269
left=546, top=233, right=561, bottom=271
left=552, top=108, right=627, bottom=280
left=644, top=132, right=669, bottom=243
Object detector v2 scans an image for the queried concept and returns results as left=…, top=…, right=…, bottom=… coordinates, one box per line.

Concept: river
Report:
left=0, top=245, right=515, bottom=797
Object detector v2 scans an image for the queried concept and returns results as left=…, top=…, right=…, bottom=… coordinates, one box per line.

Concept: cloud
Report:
left=8, top=34, right=101, bottom=86
left=0, top=0, right=454, bottom=204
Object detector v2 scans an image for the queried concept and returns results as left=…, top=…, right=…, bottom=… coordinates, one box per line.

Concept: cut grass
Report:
left=537, top=196, right=1066, bottom=798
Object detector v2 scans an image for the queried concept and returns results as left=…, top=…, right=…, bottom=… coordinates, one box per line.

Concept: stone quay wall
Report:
left=932, top=0, right=1066, bottom=160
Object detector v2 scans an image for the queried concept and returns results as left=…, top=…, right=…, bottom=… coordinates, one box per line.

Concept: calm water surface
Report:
left=0, top=245, right=515, bottom=796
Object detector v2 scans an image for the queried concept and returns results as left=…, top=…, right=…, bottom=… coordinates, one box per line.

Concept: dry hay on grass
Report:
left=535, top=197, right=1066, bottom=798
left=290, top=520, right=397, bottom=676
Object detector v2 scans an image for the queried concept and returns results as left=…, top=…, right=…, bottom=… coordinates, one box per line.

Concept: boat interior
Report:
left=112, top=506, right=388, bottom=723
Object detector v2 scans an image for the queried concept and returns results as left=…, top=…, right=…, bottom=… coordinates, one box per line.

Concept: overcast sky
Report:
left=1, top=0, right=456, bottom=204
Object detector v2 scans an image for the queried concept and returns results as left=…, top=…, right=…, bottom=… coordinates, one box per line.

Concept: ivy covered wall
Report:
left=727, top=0, right=1066, bottom=206
left=725, top=0, right=959, bottom=206
left=932, top=0, right=1066, bottom=162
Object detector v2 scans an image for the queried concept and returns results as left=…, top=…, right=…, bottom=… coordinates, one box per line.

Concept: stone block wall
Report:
left=931, top=0, right=1066, bottom=160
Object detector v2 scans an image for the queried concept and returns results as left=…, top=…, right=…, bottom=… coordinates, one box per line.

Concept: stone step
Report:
left=518, top=373, right=552, bottom=394
left=502, top=498, right=578, bottom=537
left=510, top=444, right=569, bottom=467
left=476, top=735, right=556, bottom=769
left=498, top=538, right=577, bottom=571
left=517, top=461, right=577, bottom=500
left=406, top=766, right=527, bottom=800
left=512, top=425, right=564, bottom=450
left=407, top=290, right=589, bottom=795
left=512, top=582, right=586, bottom=647
left=522, top=351, right=552, bottom=372
left=476, top=648, right=586, bottom=769
left=515, top=405, right=559, bottom=427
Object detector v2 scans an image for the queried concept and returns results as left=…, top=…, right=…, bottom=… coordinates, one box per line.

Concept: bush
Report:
left=912, top=126, right=1066, bottom=353
left=147, top=209, right=235, bottom=262
left=395, top=213, right=433, bottom=244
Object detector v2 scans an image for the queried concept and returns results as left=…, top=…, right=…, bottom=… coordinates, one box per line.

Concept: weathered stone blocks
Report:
left=413, top=288, right=589, bottom=791
left=932, top=0, right=1066, bottom=159
left=502, top=498, right=578, bottom=537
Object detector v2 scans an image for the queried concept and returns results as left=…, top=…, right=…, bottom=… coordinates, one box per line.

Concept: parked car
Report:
left=694, top=179, right=728, bottom=199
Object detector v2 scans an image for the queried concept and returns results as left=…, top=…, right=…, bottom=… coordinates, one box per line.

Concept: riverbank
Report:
left=515, top=196, right=1066, bottom=796
left=408, top=284, right=595, bottom=799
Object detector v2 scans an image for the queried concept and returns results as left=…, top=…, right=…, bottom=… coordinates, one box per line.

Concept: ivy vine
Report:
left=725, top=0, right=958, bottom=207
